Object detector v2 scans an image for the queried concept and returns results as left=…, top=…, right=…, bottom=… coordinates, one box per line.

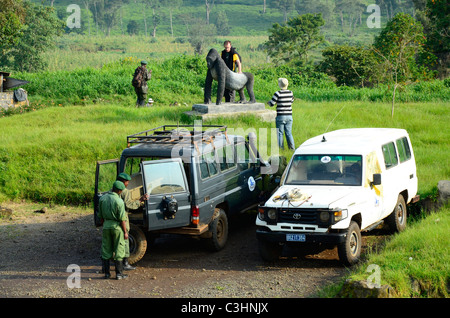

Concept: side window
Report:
left=199, top=151, right=218, bottom=179
left=382, top=142, right=398, bottom=169
left=236, top=142, right=250, bottom=170
left=396, top=137, right=411, bottom=163
left=205, top=151, right=218, bottom=176
left=199, top=156, right=209, bottom=179
left=218, top=145, right=236, bottom=171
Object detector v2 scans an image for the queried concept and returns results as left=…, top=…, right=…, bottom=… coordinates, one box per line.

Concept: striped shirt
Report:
left=268, top=90, right=294, bottom=116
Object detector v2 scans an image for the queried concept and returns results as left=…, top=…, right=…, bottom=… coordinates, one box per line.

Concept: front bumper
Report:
left=256, top=227, right=347, bottom=244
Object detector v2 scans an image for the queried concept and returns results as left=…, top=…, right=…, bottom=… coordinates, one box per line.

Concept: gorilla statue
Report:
left=204, top=48, right=256, bottom=105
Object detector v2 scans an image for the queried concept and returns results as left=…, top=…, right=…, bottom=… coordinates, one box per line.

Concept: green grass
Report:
left=319, top=206, right=450, bottom=298
left=0, top=100, right=448, bottom=205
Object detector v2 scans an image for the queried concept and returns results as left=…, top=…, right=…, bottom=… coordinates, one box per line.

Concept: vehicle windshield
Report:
left=285, top=155, right=362, bottom=186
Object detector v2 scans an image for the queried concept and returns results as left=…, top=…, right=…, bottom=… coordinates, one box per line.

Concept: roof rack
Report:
left=127, top=124, right=228, bottom=148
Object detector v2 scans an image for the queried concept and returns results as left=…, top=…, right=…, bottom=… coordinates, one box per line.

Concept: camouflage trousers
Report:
left=135, top=87, right=147, bottom=107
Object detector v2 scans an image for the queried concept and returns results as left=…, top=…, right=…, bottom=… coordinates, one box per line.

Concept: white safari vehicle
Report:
left=256, top=128, right=419, bottom=265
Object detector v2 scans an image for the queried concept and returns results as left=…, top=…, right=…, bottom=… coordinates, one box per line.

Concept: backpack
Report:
left=132, top=67, right=145, bottom=88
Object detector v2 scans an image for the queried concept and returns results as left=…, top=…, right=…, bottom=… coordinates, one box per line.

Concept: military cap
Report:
left=113, top=180, right=126, bottom=191
left=117, top=172, right=131, bottom=181
left=141, top=60, right=148, bottom=65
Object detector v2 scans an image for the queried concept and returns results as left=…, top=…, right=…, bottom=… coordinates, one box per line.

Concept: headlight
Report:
left=267, top=209, right=277, bottom=220
left=257, top=207, right=265, bottom=220
left=333, top=210, right=347, bottom=223
left=319, top=211, right=330, bottom=222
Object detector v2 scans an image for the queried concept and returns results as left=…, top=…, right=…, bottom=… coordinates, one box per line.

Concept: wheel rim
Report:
left=349, top=231, right=359, bottom=256
left=396, top=203, right=405, bottom=225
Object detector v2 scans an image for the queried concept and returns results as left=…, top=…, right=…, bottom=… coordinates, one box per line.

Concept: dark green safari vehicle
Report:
left=94, top=124, right=279, bottom=264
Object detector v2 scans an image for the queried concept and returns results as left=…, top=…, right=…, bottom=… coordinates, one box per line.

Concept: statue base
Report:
left=185, top=102, right=276, bottom=122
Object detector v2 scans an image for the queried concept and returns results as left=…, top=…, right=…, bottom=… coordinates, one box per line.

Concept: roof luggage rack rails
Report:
left=127, top=124, right=228, bottom=148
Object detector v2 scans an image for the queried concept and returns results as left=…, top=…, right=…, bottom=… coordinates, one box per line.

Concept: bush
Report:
left=318, top=45, right=377, bottom=87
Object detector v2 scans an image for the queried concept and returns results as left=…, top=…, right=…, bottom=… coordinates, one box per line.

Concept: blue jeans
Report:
left=276, top=115, right=295, bottom=150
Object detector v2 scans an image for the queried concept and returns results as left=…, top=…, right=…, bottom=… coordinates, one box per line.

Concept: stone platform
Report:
left=185, top=102, right=276, bottom=122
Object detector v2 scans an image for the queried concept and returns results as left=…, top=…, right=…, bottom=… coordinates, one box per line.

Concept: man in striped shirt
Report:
left=268, top=78, right=295, bottom=150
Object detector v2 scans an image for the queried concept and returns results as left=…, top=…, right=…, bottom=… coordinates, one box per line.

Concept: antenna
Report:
left=325, top=104, right=347, bottom=133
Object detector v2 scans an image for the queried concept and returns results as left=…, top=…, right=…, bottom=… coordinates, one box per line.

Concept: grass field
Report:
left=319, top=206, right=450, bottom=298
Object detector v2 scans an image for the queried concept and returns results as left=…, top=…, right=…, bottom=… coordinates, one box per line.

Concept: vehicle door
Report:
left=94, top=159, right=119, bottom=227
left=235, top=141, right=262, bottom=211
left=380, top=142, right=400, bottom=216
left=363, top=152, right=384, bottom=227
left=141, top=158, right=191, bottom=231
left=394, top=136, right=417, bottom=203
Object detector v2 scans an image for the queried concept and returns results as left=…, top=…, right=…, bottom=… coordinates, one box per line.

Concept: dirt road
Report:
left=0, top=202, right=354, bottom=299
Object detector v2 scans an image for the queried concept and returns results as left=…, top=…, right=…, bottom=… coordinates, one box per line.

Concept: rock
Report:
left=0, top=206, right=13, bottom=218
left=34, top=207, right=47, bottom=213
left=338, top=279, right=394, bottom=298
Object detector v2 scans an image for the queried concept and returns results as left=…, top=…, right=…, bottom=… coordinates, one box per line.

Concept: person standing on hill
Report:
left=221, top=40, right=242, bottom=103
left=268, top=78, right=295, bottom=150
left=132, top=60, right=152, bottom=107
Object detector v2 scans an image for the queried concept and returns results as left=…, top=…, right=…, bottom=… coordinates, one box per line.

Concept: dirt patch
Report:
left=0, top=201, right=384, bottom=299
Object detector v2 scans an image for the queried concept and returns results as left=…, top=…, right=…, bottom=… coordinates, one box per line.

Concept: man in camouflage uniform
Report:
left=98, top=180, right=129, bottom=280
left=116, top=172, right=149, bottom=270
left=133, top=60, right=152, bottom=107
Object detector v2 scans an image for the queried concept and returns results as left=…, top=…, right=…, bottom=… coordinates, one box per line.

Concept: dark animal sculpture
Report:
left=204, top=48, right=256, bottom=105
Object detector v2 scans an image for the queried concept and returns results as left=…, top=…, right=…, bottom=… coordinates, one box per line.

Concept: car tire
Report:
left=206, top=208, right=228, bottom=251
left=337, top=221, right=361, bottom=266
left=127, top=223, right=147, bottom=264
left=386, top=194, right=407, bottom=233
left=258, top=239, right=283, bottom=261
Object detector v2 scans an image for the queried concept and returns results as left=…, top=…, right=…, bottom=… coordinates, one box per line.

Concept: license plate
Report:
left=286, top=234, right=306, bottom=242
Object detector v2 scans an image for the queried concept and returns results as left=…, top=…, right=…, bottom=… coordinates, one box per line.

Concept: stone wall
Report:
left=0, top=91, right=14, bottom=111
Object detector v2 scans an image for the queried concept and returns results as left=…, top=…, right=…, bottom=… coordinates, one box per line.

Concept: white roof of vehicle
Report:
left=296, top=128, right=409, bottom=155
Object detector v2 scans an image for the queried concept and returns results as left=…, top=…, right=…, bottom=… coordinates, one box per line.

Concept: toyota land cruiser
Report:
left=94, top=124, right=278, bottom=264
left=256, top=128, right=419, bottom=265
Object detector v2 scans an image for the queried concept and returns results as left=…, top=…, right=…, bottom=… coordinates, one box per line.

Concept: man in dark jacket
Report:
left=132, top=61, right=152, bottom=107
left=221, top=41, right=242, bottom=103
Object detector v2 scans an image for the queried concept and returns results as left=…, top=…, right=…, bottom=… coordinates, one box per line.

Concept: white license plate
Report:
left=286, top=234, right=306, bottom=242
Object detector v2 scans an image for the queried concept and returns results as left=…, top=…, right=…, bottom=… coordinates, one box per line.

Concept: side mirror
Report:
left=372, top=173, right=382, bottom=186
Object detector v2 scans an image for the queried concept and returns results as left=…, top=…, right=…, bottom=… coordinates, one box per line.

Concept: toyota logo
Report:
left=293, top=213, right=301, bottom=220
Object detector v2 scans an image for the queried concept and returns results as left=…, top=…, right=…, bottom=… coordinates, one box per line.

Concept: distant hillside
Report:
left=31, top=0, right=401, bottom=44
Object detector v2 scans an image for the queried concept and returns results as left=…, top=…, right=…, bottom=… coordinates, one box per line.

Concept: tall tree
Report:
left=183, top=16, right=216, bottom=55
left=205, top=0, right=215, bottom=24
left=414, top=0, right=449, bottom=78
left=272, top=0, right=295, bottom=23
left=139, top=0, right=162, bottom=37
left=334, top=0, right=365, bottom=36
left=89, top=0, right=130, bottom=36
left=372, top=13, right=426, bottom=116
left=0, top=1, right=64, bottom=72
left=265, top=13, right=325, bottom=65
left=0, top=0, right=25, bottom=56
left=162, top=0, right=182, bottom=37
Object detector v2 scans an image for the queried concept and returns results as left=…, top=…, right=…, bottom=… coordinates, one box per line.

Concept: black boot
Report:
left=123, top=258, right=136, bottom=271
left=114, top=260, right=128, bottom=280
left=102, top=259, right=111, bottom=279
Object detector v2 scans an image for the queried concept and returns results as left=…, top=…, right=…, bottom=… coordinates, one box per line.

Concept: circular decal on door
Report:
left=248, top=176, right=256, bottom=191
